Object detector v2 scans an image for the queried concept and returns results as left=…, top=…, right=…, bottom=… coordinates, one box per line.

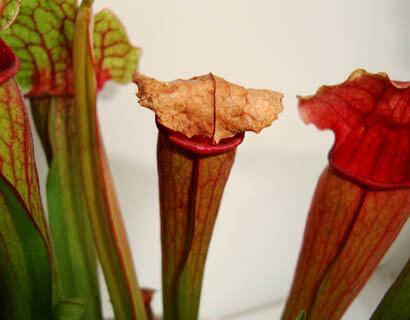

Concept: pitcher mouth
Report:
left=156, top=120, right=244, bottom=156
left=0, top=38, right=19, bottom=84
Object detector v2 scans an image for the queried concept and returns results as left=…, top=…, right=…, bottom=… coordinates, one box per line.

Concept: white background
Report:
left=34, top=1, right=410, bottom=319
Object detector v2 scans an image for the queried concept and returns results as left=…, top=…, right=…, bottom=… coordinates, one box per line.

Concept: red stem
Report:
left=283, top=167, right=410, bottom=320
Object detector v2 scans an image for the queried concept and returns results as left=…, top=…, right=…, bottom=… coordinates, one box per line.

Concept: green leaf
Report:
left=296, top=311, right=307, bottom=320
left=0, top=175, right=53, bottom=320
left=93, top=9, right=140, bottom=89
left=1, top=0, right=77, bottom=95
left=0, top=42, right=49, bottom=243
left=54, top=299, right=85, bottom=320
left=4, top=1, right=143, bottom=319
left=47, top=96, right=102, bottom=320
left=0, top=0, right=20, bottom=31
left=2, top=3, right=103, bottom=316
left=2, top=1, right=140, bottom=96
left=370, top=258, right=410, bottom=319
left=0, top=39, right=53, bottom=319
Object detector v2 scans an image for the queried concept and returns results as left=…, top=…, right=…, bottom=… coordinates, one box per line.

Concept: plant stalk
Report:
left=73, top=3, right=147, bottom=320
left=30, top=97, right=53, bottom=164
left=47, top=96, right=102, bottom=320
left=157, top=125, right=243, bottom=320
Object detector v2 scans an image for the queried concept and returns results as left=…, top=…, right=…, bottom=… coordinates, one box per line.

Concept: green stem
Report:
left=30, top=97, right=52, bottom=164
left=73, top=4, right=147, bottom=320
left=47, top=96, right=102, bottom=320
left=370, top=258, right=410, bottom=319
